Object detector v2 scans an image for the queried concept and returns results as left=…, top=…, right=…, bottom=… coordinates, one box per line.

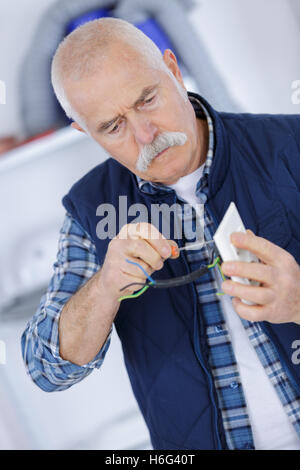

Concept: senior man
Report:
left=22, top=18, right=300, bottom=450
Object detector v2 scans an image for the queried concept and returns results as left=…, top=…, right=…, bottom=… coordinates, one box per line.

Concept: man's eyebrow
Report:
left=97, top=117, right=119, bottom=132
left=133, top=84, right=157, bottom=106
left=96, top=84, right=158, bottom=133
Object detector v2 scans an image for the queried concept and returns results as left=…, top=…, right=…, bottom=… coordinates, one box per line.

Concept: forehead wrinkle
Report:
left=96, top=83, right=159, bottom=132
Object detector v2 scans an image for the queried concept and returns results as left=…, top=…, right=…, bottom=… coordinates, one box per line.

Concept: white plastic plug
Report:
left=213, top=202, right=259, bottom=305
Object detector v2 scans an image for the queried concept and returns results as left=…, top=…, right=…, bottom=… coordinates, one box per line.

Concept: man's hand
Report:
left=221, top=230, right=300, bottom=324
left=100, top=222, right=178, bottom=302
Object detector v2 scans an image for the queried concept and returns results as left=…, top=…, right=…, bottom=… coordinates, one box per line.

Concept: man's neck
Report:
left=193, top=116, right=209, bottom=171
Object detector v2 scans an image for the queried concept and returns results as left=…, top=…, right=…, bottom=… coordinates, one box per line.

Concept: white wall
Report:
left=189, top=0, right=300, bottom=114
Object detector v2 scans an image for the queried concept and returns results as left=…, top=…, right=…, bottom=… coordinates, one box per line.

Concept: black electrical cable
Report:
left=119, top=265, right=209, bottom=292
left=118, top=253, right=223, bottom=301
left=151, top=265, right=209, bottom=288
left=119, top=281, right=148, bottom=292
left=119, top=248, right=216, bottom=295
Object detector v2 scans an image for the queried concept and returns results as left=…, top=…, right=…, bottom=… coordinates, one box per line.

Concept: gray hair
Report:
left=51, top=18, right=187, bottom=131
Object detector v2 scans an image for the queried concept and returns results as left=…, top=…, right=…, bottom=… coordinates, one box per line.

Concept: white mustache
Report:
left=135, top=131, right=187, bottom=173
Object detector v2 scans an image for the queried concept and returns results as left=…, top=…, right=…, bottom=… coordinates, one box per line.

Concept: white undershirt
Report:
left=168, top=166, right=300, bottom=450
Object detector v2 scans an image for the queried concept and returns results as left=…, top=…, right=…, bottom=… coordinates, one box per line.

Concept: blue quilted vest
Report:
left=62, top=93, right=300, bottom=450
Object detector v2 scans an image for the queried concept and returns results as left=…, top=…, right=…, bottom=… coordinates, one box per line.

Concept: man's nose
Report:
left=130, top=116, right=158, bottom=145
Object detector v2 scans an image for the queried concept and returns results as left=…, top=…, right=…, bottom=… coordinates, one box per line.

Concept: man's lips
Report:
left=155, top=147, right=169, bottom=159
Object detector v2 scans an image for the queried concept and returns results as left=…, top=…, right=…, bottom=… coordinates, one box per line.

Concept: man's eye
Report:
left=143, top=96, right=156, bottom=105
left=109, top=122, right=121, bottom=134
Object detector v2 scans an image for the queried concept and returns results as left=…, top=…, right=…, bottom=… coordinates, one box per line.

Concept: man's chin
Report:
left=141, top=167, right=182, bottom=186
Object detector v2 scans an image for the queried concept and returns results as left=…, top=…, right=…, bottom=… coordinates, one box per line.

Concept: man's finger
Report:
left=222, top=280, right=275, bottom=305
left=231, top=297, right=269, bottom=322
left=119, top=222, right=171, bottom=258
left=230, top=230, right=283, bottom=266
left=126, top=239, right=165, bottom=271
left=221, top=260, right=274, bottom=285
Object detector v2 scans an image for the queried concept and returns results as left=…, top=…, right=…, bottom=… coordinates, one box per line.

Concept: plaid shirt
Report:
left=22, top=97, right=300, bottom=449
left=21, top=214, right=112, bottom=392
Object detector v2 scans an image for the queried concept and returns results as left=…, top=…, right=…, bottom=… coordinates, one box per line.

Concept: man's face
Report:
left=67, top=46, right=202, bottom=185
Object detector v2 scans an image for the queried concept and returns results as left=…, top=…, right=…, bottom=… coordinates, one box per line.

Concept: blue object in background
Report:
left=66, top=8, right=111, bottom=35
left=135, top=18, right=174, bottom=55
left=136, top=18, right=183, bottom=67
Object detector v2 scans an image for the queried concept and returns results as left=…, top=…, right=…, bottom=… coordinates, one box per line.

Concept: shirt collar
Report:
left=136, top=92, right=215, bottom=195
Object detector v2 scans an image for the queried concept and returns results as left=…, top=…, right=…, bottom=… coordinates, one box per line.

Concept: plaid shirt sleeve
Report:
left=21, top=212, right=112, bottom=392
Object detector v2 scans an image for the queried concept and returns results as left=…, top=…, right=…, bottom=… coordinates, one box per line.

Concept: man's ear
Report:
left=71, top=122, right=86, bottom=133
left=163, top=49, right=185, bottom=88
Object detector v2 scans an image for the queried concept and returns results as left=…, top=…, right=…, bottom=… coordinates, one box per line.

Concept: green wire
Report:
left=207, top=256, right=220, bottom=269
left=118, top=282, right=154, bottom=302
left=208, top=256, right=226, bottom=296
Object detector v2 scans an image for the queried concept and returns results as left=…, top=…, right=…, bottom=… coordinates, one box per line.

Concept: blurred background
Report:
left=0, top=0, right=299, bottom=450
